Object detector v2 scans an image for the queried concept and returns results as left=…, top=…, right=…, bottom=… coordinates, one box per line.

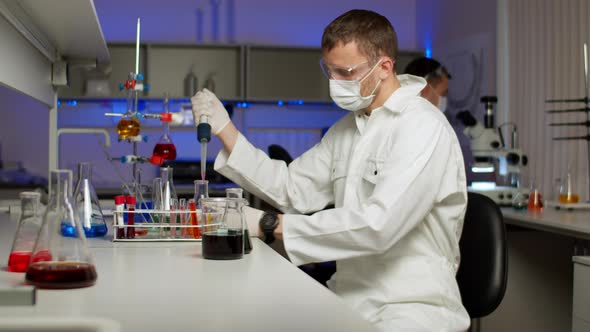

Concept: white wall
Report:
left=0, top=84, right=49, bottom=178
left=415, top=0, right=497, bottom=116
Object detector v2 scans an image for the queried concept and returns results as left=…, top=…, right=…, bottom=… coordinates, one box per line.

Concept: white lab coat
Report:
left=214, top=74, right=470, bottom=332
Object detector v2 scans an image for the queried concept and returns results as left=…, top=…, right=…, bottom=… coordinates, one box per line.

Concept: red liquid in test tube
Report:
left=126, top=196, right=136, bottom=239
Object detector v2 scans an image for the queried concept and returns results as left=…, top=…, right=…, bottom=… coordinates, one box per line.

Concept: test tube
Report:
left=115, top=195, right=126, bottom=240
left=179, top=198, right=188, bottom=238
left=170, top=198, right=178, bottom=238
left=126, top=196, right=136, bottom=239
left=189, top=198, right=200, bottom=239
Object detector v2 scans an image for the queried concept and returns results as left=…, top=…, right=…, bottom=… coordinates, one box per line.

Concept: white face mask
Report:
left=329, top=61, right=382, bottom=112
left=437, top=96, right=448, bottom=112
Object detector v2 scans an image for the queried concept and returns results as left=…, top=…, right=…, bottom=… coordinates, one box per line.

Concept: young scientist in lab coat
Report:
left=192, top=9, right=470, bottom=332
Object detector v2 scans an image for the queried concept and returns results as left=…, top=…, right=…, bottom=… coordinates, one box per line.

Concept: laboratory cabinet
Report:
left=58, top=42, right=422, bottom=102
left=572, top=256, right=590, bottom=332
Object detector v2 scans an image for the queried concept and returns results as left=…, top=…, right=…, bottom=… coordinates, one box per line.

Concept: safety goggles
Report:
left=320, top=58, right=375, bottom=81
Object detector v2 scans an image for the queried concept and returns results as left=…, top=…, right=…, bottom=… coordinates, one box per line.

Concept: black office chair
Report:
left=456, top=192, right=508, bottom=332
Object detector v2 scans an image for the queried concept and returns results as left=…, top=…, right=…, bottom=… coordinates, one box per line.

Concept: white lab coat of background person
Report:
left=214, top=75, right=470, bottom=332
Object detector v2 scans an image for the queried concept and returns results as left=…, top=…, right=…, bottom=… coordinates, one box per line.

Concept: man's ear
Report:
left=379, top=57, right=395, bottom=79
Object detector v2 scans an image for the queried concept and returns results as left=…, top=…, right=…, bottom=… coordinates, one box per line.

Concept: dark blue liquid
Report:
left=61, top=222, right=108, bottom=238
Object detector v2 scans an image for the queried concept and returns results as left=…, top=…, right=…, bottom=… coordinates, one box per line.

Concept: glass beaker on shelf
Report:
left=559, top=164, right=580, bottom=204
left=7, top=192, right=43, bottom=273
left=201, top=197, right=247, bottom=260
left=25, top=169, right=97, bottom=289
left=73, top=162, right=107, bottom=237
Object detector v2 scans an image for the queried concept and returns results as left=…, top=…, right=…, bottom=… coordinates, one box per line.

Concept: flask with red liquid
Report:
left=152, top=97, right=177, bottom=162
left=527, top=179, right=544, bottom=212
left=25, top=170, right=97, bottom=289
left=7, top=192, right=44, bottom=272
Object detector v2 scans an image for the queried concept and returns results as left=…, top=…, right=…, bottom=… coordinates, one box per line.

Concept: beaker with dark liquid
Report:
left=73, top=162, right=107, bottom=237
left=7, top=192, right=43, bottom=272
left=201, top=197, right=247, bottom=260
left=25, top=170, right=97, bottom=289
left=225, top=188, right=252, bottom=254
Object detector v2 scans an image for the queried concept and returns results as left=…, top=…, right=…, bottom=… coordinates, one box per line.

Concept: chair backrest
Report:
left=268, top=144, right=294, bottom=165
left=456, top=192, right=508, bottom=318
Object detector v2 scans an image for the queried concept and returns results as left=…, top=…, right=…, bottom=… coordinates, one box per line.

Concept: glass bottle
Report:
left=152, top=96, right=177, bottom=162
left=7, top=192, right=43, bottom=272
left=73, top=162, right=107, bottom=237
left=226, top=188, right=252, bottom=254
left=25, top=170, right=97, bottom=289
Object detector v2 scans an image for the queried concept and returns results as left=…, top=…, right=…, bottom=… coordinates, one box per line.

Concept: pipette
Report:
left=197, top=113, right=211, bottom=180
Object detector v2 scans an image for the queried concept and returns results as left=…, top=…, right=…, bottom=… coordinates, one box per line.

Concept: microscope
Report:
left=457, top=96, right=529, bottom=206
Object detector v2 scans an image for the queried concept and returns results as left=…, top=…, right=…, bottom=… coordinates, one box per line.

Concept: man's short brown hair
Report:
left=321, top=9, right=398, bottom=66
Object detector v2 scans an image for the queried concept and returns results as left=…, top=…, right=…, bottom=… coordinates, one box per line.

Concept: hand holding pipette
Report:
left=191, top=89, right=231, bottom=180
left=191, top=89, right=231, bottom=135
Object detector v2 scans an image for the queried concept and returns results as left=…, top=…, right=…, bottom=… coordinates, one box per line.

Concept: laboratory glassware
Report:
left=25, top=170, right=97, bottom=289
left=201, top=197, right=247, bottom=260
left=225, top=188, right=252, bottom=254
left=7, top=192, right=43, bottom=272
left=117, top=115, right=140, bottom=140
left=194, top=179, right=209, bottom=208
left=126, top=196, right=136, bottom=239
left=161, top=167, right=177, bottom=236
left=170, top=198, right=178, bottom=237
left=73, top=162, right=107, bottom=237
left=527, top=179, right=544, bottom=212
left=188, top=198, right=200, bottom=239
left=559, top=164, right=580, bottom=204
left=114, top=195, right=126, bottom=239
left=152, top=97, right=177, bottom=162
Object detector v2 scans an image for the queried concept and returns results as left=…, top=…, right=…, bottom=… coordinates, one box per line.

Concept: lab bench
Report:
left=479, top=207, right=590, bottom=332
left=0, top=213, right=377, bottom=332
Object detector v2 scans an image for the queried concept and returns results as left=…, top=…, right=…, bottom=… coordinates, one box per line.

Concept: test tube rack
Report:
left=112, top=208, right=220, bottom=242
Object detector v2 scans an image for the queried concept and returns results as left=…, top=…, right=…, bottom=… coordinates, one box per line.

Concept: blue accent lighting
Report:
left=277, top=100, right=284, bottom=106
left=425, top=48, right=432, bottom=58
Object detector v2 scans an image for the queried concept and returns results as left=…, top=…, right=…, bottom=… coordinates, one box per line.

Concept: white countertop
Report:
left=0, top=215, right=378, bottom=332
left=501, top=207, right=590, bottom=240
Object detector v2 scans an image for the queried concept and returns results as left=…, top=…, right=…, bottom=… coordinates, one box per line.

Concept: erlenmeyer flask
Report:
left=25, top=170, right=97, bottom=289
left=7, top=192, right=43, bottom=272
left=559, top=163, right=579, bottom=204
left=152, top=97, right=177, bottom=162
left=161, top=167, right=177, bottom=237
left=527, top=178, right=544, bottom=212
left=225, top=188, right=252, bottom=254
left=161, top=167, right=178, bottom=207
left=73, top=162, right=107, bottom=237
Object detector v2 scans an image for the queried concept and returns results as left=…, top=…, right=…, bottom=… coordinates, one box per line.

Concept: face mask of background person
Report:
left=329, top=60, right=383, bottom=112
